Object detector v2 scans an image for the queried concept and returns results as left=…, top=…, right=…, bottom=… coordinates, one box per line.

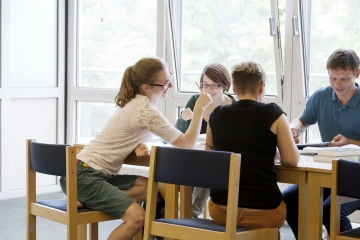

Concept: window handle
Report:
left=292, top=16, right=299, bottom=36
left=269, top=17, right=277, bottom=36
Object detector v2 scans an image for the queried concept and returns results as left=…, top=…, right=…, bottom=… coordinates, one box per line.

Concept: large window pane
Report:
left=179, top=0, right=280, bottom=95
left=76, top=101, right=117, bottom=143
left=307, top=0, right=360, bottom=95
left=302, top=0, right=360, bottom=142
left=78, top=0, right=157, bottom=89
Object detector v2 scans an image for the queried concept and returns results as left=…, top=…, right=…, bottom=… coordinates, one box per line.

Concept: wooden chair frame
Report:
left=26, top=139, right=142, bottom=240
left=143, top=146, right=279, bottom=240
left=330, top=159, right=360, bottom=240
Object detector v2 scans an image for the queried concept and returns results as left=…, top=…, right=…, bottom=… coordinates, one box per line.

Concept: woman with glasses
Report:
left=206, top=61, right=299, bottom=230
left=60, top=57, right=212, bottom=240
left=174, top=62, right=236, bottom=218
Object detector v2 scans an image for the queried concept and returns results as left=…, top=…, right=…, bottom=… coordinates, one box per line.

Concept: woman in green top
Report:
left=175, top=63, right=236, bottom=218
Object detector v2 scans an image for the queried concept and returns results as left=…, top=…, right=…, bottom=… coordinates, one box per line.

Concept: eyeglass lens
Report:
left=200, top=83, right=221, bottom=89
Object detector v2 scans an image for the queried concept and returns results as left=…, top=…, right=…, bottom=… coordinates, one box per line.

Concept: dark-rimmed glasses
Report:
left=150, top=74, right=173, bottom=88
left=200, top=83, right=222, bottom=89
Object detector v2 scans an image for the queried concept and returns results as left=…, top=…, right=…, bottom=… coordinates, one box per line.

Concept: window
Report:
left=69, top=0, right=158, bottom=143
left=78, top=0, right=157, bottom=89
left=172, top=0, right=284, bottom=98
left=304, top=0, right=360, bottom=96
left=76, top=101, right=117, bottom=143
left=297, top=0, right=360, bottom=142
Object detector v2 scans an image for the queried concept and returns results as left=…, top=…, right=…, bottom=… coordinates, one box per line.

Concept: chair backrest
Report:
left=154, top=146, right=236, bottom=190
left=337, top=159, right=360, bottom=199
left=29, top=140, right=69, bottom=176
left=144, top=146, right=245, bottom=240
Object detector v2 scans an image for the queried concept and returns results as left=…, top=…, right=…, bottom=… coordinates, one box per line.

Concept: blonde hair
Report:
left=231, top=61, right=266, bottom=95
left=115, top=57, right=167, bottom=107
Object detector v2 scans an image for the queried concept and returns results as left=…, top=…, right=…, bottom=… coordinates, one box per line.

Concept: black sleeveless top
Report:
left=209, top=100, right=284, bottom=209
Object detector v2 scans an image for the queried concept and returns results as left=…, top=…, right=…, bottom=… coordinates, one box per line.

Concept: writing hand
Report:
left=291, top=128, right=299, bottom=144
left=329, top=134, right=348, bottom=147
left=181, top=108, right=193, bottom=121
left=135, top=143, right=150, bottom=159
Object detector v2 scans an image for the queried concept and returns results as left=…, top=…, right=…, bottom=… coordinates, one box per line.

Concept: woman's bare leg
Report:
left=107, top=202, right=145, bottom=240
left=122, top=176, right=148, bottom=202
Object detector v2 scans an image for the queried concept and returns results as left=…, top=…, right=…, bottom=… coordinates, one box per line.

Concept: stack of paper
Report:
left=303, top=144, right=360, bottom=163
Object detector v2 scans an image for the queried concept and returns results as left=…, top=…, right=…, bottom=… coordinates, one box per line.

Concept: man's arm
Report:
left=329, top=134, right=360, bottom=147
left=289, top=118, right=310, bottom=143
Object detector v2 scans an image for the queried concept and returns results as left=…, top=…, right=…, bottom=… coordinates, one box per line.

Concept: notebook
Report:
left=302, top=144, right=360, bottom=157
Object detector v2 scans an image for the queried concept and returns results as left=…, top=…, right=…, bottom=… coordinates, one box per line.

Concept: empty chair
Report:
left=330, top=159, right=360, bottom=239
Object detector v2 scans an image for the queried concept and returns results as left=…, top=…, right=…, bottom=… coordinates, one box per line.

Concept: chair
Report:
left=330, top=159, right=360, bottom=239
left=143, top=146, right=279, bottom=240
left=26, top=139, right=142, bottom=240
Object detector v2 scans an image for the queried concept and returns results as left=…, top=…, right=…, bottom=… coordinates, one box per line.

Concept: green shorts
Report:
left=60, top=161, right=139, bottom=218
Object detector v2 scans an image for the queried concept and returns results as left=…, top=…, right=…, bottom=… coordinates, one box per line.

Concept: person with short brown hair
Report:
left=174, top=63, right=236, bottom=218
left=283, top=49, right=360, bottom=239
left=206, top=60, right=299, bottom=229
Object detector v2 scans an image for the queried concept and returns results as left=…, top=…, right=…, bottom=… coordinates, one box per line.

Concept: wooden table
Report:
left=116, top=142, right=332, bottom=240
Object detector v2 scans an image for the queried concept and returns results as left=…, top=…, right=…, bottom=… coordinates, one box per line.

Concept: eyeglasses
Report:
left=200, top=83, right=222, bottom=90
left=150, top=74, right=173, bottom=88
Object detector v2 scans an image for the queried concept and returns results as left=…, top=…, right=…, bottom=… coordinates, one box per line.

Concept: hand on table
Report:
left=135, top=143, right=150, bottom=159
left=329, top=134, right=348, bottom=147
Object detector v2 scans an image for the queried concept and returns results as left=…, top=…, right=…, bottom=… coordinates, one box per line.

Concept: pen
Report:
left=196, top=82, right=202, bottom=92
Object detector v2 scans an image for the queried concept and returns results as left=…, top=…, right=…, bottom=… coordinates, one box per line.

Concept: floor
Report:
left=0, top=191, right=297, bottom=239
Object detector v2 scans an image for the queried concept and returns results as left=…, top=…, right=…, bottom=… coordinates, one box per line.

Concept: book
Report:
left=317, top=145, right=360, bottom=157
left=313, top=155, right=359, bottom=163
left=302, top=144, right=360, bottom=156
left=302, top=146, right=333, bottom=155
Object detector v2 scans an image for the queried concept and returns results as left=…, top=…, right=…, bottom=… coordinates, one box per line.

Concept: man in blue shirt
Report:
left=283, top=49, right=360, bottom=239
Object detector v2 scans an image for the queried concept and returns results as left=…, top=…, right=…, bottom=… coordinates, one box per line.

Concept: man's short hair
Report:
left=326, top=49, right=360, bottom=74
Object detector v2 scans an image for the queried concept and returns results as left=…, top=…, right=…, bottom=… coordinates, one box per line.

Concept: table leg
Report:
left=298, top=171, right=307, bottom=240
left=306, top=172, right=324, bottom=240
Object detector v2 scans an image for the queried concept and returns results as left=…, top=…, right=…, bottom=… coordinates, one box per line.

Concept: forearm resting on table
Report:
left=348, top=139, right=360, bottom=147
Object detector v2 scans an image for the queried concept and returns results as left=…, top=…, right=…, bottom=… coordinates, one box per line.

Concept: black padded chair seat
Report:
left=156, top=218, right=254, bottom=233
left=36, top=199, right=94, bottom=213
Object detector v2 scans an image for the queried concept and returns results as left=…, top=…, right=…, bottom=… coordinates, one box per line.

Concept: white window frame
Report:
left=165, top=0, right=286, bottom=124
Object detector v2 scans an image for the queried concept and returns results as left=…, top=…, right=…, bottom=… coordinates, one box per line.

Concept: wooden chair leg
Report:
left=27, top=214, right=36, bottom=240
left=89, top=223, right=99, bottom=240
left=68, top=223, right=78, bottom=240
left=77, top=224, right=87, bottom=240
